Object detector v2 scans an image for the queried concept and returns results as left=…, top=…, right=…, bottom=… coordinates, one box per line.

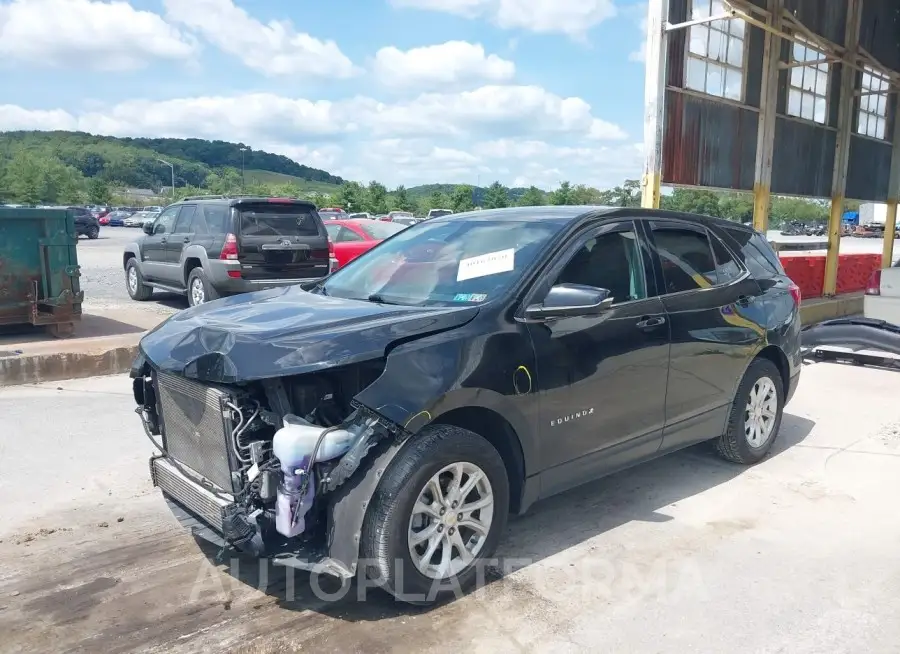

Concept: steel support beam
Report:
left=641, top=0, right=668, bottom=209
left=883, top=93, right=900, bottom=268
left=824, top=0, right=862, bottom=297
left=752, top=0, right=782, bottom=232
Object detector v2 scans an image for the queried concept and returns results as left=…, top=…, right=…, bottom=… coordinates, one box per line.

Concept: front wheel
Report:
left=360, top=424, right=510, bottom=604
left=87, top=225, right=99, bottom=239
left=715, top=358, right=784, bottom=465
left=125, top=259, right=153, bottom=301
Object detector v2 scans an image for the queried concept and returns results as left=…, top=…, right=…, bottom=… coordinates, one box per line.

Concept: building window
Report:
left=786, top=36, right=829, bottom=124
left=858, top=65, right=889, bottom=139
left=685, top=0, right=746, bottom=101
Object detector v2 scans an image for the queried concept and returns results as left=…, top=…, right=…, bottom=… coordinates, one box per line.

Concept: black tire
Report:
left=125, top=258, right=153, bottom=301
left=186, top=267, right=220, bottom=307
left=87, top=225, right=99, bottom=240
left=715, top=358, right=784, bottom=465
left=360, top=424, right=510, bottom=604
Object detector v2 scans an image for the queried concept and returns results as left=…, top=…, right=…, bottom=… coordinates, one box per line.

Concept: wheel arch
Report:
left=181, top=245, right=210, bottom=284
left=123, top=245, right=142, bottom=270
left=754, top=344, right=790, bottom=398
left=431, top=406, right=527, bottom=514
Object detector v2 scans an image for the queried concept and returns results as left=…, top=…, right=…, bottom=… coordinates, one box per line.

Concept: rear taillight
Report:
left=788, top=282, right=801, bottom=305
left=866, top=269, right=882, bottom=295
left=220, top=233, right=238, bottom=260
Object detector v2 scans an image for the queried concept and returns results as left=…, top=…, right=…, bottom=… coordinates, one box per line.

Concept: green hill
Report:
left=0, top=131, right=344, bottom=204
left=244, top=169, right=339, bottom=193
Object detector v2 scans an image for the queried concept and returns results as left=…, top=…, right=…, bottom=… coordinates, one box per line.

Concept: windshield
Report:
left=429, top=210, right=452, bottom=218
left=322, top=218, right=565, bottom=306
left=358, top=221, right=406, bottom=240
left=318, top=211, right=343, bottom=220
left=390, top=212, right=414, bottom=218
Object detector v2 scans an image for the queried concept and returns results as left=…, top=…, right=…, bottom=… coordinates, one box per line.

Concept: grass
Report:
left=244, top=169, right=339, bottom=193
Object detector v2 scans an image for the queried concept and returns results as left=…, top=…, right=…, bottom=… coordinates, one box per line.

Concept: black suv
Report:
left=71, top=206, right=100, bottom=239
left=123, top=197, right=332, bottom=306
left=132, top=206, right=801, bottom=603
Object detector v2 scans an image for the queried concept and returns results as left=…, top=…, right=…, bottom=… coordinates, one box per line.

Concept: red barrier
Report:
left=779, top=253, right=881, bottom=298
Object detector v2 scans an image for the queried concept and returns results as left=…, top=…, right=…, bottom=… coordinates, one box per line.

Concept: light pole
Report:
left=240, top=147, right=248, bottom=192
left=157, top=158, right=175, bottom=202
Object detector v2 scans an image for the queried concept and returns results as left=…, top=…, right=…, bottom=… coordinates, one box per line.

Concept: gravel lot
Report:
left=1, top=362, right=900, bottom=653
left=76, top=226, right=181, bottom=318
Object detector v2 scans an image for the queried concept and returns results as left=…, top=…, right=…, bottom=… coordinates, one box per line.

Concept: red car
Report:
left=98, top=215, right=110, bottom=226
left=324, top=219, right=406, bottom=269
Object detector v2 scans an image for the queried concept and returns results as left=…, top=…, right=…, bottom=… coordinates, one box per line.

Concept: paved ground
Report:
left=76, top=227, right=181, bottom=317
left=1, top=362, right=900, bottom=653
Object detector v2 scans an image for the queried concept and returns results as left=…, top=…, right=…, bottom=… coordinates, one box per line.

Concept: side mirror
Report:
left=143, top=222, right=155, bottom=235
left=525, top=283, right=614, bottom=320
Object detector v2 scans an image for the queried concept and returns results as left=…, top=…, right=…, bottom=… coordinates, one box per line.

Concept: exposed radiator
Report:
left=151, top=457, right=232, bottom=533
left=155, top=371, right=235, bottom=491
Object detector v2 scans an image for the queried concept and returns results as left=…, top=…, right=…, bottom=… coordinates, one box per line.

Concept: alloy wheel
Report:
left=407, top=461, right=494, bottom=580
left=744, top=376, right=778, bottom=448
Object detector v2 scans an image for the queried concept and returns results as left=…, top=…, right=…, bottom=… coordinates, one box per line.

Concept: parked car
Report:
left=381, top=210, right=415, bottom=222
left=99, top=215, right=111, bottom=226
left=70, top=206, right=100, bottom=239
left=324, top=219, right=406, bottom=269
left=124, top=212, right=148, bottom=227
left=348, top=212, right=374, bottom=220
left=318, top=209, right=348, bottom=220
left=107, top=210, right=131, bottom=226
left=426, top=208, right=453, bottom=219
left=131, top=206, right=802, bottom=604
left=391, top=216, right=424, bottom=227
left=864, top=259, right=900, bottom=324
left=123, top=196, right=333, bottom=307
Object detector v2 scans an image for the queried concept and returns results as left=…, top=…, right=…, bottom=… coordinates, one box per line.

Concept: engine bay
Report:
left=134, top=359, right=393, bottom=558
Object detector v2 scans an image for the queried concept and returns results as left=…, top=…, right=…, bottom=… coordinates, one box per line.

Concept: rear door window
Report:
left=201, top=206, right=229, bottom=234
left=709, top=233, right=743, bottom=283
left=239, top=204, right=320, bottom=237
left=650, top=225, right=718, bottom=293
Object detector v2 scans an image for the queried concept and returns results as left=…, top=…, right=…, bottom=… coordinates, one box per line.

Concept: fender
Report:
left=123, top=241, right=144, bottom=268
left=179, top=244, right=213, bottom=283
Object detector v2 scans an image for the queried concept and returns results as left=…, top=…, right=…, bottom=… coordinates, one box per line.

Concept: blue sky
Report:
left=0, top=0, right=650, bottom=189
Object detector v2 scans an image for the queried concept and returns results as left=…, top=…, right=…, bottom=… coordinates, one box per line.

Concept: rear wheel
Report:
left=360, top=424, right=509, bottom=604
left=187, top=267, right=219, bottom=307
left=125, top=259, right=153, bottom=301
left=715, top=358, right=784, bottom=465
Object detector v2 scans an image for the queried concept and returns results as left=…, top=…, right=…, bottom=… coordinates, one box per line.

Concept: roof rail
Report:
left=179, top=194, right=227, bottom=201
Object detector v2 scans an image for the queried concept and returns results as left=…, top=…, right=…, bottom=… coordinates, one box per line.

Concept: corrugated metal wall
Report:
left=660, top=0, right=900, bottom=201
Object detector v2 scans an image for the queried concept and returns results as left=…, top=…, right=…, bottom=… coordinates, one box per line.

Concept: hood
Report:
left=138, top=285, right=479, bottom=383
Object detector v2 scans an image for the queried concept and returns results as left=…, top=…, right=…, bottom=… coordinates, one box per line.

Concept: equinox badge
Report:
left=550, top=408, right=594, bottom=427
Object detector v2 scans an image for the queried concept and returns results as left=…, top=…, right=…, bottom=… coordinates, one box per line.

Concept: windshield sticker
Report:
left=457, top=248, right=515, bottom=282
left=453, top=293, right=488, bottom=303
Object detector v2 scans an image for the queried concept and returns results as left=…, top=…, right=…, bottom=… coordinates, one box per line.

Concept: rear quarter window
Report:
left=239, top=205, right=321, bottom=237
left=723, top=226, right=785, bottom=278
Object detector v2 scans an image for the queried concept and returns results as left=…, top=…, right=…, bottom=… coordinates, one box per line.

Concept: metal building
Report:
left=642, top=0, right=900, bottom=295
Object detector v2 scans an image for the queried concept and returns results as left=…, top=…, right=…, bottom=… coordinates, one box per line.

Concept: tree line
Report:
left=0, top=133, right=854, bottom=226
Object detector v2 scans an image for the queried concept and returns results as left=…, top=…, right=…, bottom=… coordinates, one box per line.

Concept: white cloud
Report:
left=162, top=0, right=355, bottom=78
left=389, top=0, right=617, bottom=38
left=373, top=41, right=515, bottom=90
left=630, top=15, right=648, bottom=62
left=2, top=87, right=631, bottom=189
left=0, top=0, right=196, bottom=70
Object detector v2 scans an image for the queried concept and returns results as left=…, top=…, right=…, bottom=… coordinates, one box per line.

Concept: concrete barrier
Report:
left=0, top=333, right=141, bottom=387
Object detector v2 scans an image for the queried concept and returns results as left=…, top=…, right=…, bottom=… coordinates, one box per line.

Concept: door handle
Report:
left=182, top=237, right=190, bottom=243
left=160, top=237, right=168, bottom=244
left=736, top=294, right=752, bottom=307
left=636, top=316, right=666, bottom=329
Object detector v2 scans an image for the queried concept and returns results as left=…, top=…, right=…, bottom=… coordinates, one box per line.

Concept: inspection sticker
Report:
left=457, top=248, right=515, bottom=281
left=453, top=293, right=488, bottom=302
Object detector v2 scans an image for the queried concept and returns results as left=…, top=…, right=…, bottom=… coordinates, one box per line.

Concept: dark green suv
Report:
left=123, top=197, right=333, bottom=306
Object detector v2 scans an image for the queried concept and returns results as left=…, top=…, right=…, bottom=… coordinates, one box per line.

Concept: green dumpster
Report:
left=0, top=207, right=84, bottom=337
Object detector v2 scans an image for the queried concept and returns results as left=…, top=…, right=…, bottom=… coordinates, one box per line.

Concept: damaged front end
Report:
left=801, top=317, right=900, bottom=369
left=132, top=356, right=408, bottom=579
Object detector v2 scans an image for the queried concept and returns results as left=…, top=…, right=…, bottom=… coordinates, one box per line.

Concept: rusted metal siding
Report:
left=666, top=0, right=688, bottom=89
left=859, top=0, right=900, bottom=72
left=662, top=91, right=758, bottom=190
left=846, top=136, right=893, bottom=201
left=783, top=0, right=847, bottom=44
left=770, top=118, right=835, bottom=197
